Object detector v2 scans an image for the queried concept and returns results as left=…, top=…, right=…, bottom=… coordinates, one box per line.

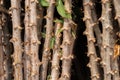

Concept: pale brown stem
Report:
left=110, top=0, right=120, bottom=77
left=51, top=22, right=62, bottom=80
left=10, top=0, right=23, bottom=80
left=83, top=0, right=100, bottom=80
left=111, top=59, right=119, bottom=80
left=37, top=4, right=43, bottom=41
left=40, top=0, right=55, bottom=80
left=2, top=14, right=12, bottom=80
left=29, top=0, right=40, bottom=80
left=24, top=0, right=31, bottom=80
left=1, top=1, right=12, bottom=80
left=59, top=0, right=76, bottom=80
left=0, top=14, right=5, bottom=80
left=100, top=0, right=113, bottom=80
left=113, top=0, right=120, bottom=28
left=91, top=0, right=101, bottom=49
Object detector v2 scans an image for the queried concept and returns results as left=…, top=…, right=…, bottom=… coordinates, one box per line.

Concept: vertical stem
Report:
left=113, top=0, right=120, bottom=28
left=24, top=0, right=31, bottom=80
left=91, top=1, right=101, bottom=49
left=0, top=14, right=5, bottom=80
left=29, top=0, right=40, bottom=80
left=83, top=0, right=100, bottom=80
left=51, top=22, right=62, bottom=80
left=2, top=14, right=12, bottom=80
left=111, top=59, right=119, bottom=80
left=37, top=4, right=43, bottom=41
left=10, top=0, right=23, bottom=80
left=100, top=0, right=113, bottom=80
left=60, top=0, right=76, bottom=80
left=40, top=0, right=55, bottom=80
left=1, top=0, right=12, bottom=80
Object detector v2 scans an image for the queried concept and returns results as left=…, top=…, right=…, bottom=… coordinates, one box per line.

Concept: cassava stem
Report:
left=113, top=0, right=120, bottom=28
left=59, top=0, right=76, bottom=80
left=51, top=22, right=62, bottom=80
left=40, top=0, right=55, bottom=80
left=24, top=0, right=31, bottom=80
left=29, top=0, right=40, bottom=80
left=0, top=14, right=5, bottom=80
left=100, top=0, right=113, bottom=80
left=83, top=0, right=100, bottom=80
left=10, top=0, right=23, bottom=80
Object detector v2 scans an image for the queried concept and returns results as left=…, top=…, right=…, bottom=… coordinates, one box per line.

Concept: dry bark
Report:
left=10, top=0, right=23, bottom=80
left=29, top=0, right=40, bottom=80
left=37, top=4, right=43, bottom=41
left=111, top=59, right=119, bottom=80
left=83, top=0, right=100, bottom=80
left=2, top=14, right=12, bottom=80
left=0, top=1, right=12, bottom=80
left=0, top=14, right=5, bottom=80
left=40, top=0, right=55, bottom=80
left=24, top=0, right=31, bottom=80
left=91, top=0, right=102, bottom=49
left=51, top=22, right=62, bottom=80
left=99, top=0, right=113, bottom=80
left=113, top=0, right=120, bottom=28
left=59, top=0, right=76, bottom=80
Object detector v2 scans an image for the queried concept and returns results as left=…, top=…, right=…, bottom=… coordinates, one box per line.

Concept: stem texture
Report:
left=60, top=0, right=76, bottom=80
left=100, top=0, right=113, bottom=80
left=40, top=0, right=55, bottom=80
left=51, top=22, right=62, bottom=80
left=29, top=0, right=40, bottom=80
left=10, top=0, right=23, bottom=80
left=83, top=0, right=100, bottom=80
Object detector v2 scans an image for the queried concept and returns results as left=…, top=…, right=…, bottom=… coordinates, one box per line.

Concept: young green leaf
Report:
left=66, top=13, right=72, bottom=19
left=57, top=28, right=63, bottom=35
left=54, top=19, right=63, bottom=23
left=39, top=0, right=49, bottom=7
left=47, top=75, right=51, bottom=80
left=56, top=0, right=66, bottom=18
left=72, top=31, right=76, bottom=39
left=50, top=37, right=55, bottom=49
left=41, top=32, right=46, bottom=38
left=56, top=0, right=72, bottom=18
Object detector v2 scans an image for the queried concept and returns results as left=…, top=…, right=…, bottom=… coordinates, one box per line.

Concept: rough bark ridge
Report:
left=59, top=0, right=76, bottom=80
left=24, top=0, right=31, bottom=80
left=83, top=0, right=100, bottom=80
left=100, top=0, right=113, bottom=80
left=113, top=0, right=120, bottom=29
left=0, top=14, right=5, bottom=80
left=40, top=0, right=55, bottom=80
left=10, top=0, right=23, bottom=80
left=29, top=0, right=40, bottom=80
left=51, top=22, right=62, bottom=80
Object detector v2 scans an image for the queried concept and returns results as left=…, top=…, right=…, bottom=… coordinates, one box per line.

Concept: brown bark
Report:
left=111, top=59, right=119, bottom=80
left=91, top=0, right=102, bottom=49
left=2, top=14, right=12, bottom=80
left=29, top=0, right=40, bottom=80
left=99, top=0, right=113, bottom=80
left=0, top=1, right=12, bottom=80
left=59, top=0, right=76, bottom=80
left=51, top=22, right=62, bottom=80
left=24, top=0, right=31, bottom=80
left=40, top=0, right=55, bottom=80
left=37, top=4, right=43, bottom=41
left=0, top=14, right=5, bottom=80
left=113, top=0, right=120, bottom=28
left=10, top=0, right=23, bottom=80
left=83, top=0, right=100, bottom=80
